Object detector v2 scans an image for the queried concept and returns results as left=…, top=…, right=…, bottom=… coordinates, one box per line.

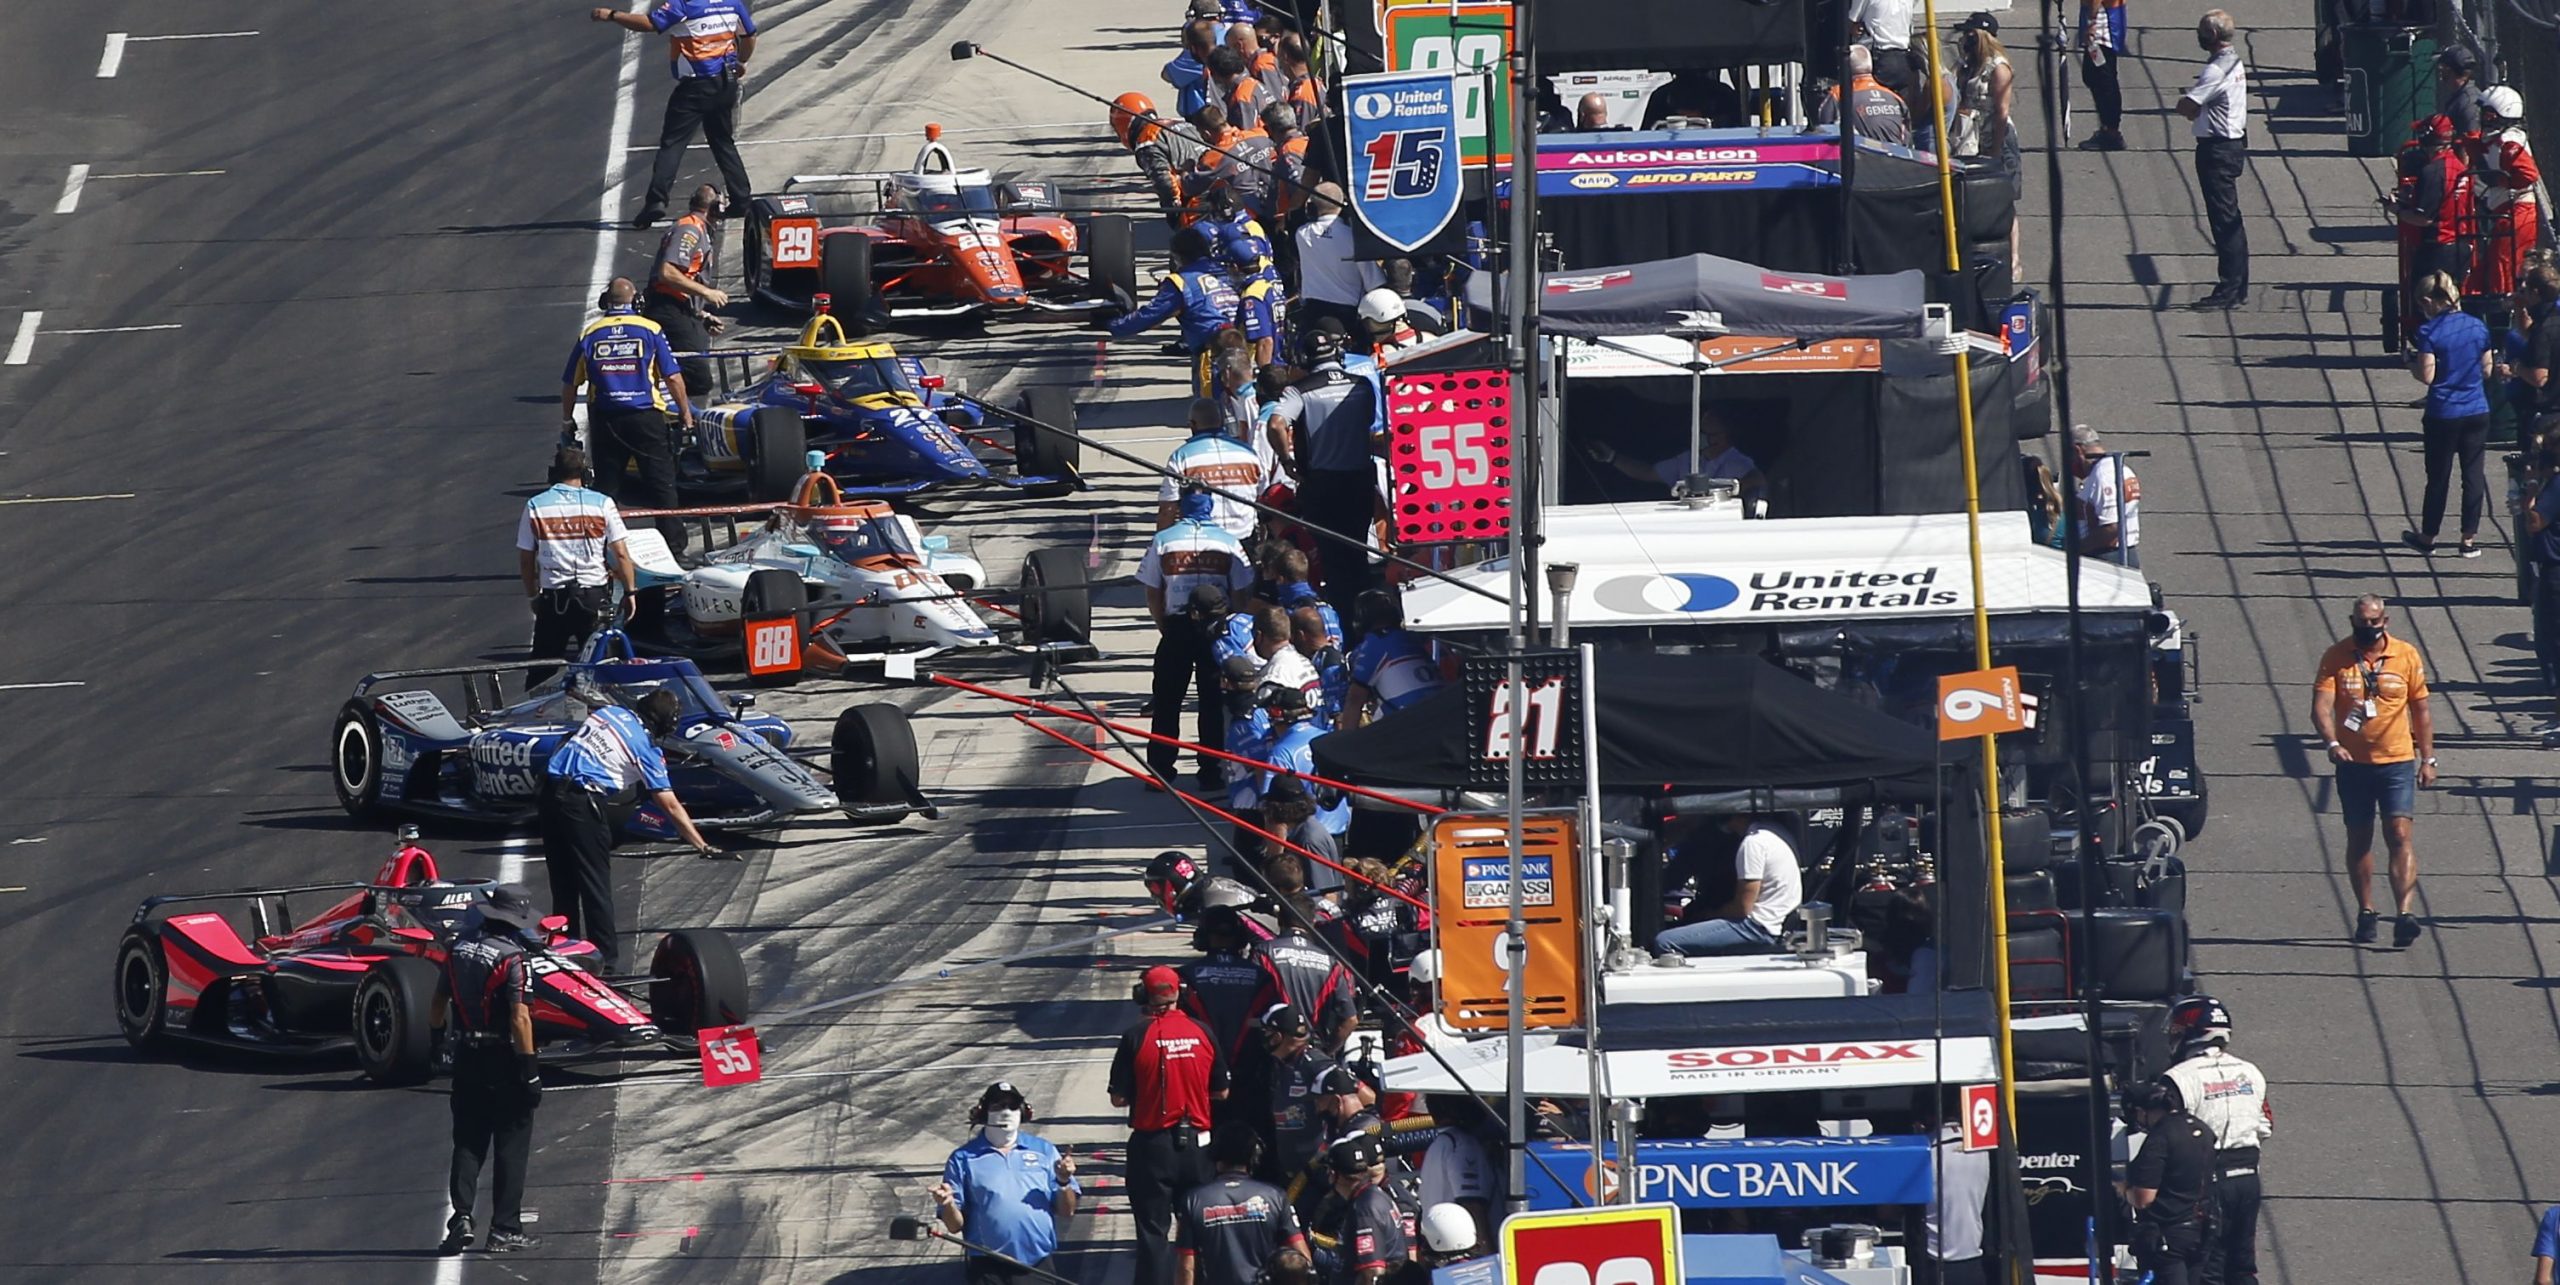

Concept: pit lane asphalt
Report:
left=0, top=1, right=1192, bottom=1281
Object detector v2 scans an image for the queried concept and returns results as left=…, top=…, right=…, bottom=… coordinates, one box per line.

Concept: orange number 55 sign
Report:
left=1936, top=666, right=2026, bottom=741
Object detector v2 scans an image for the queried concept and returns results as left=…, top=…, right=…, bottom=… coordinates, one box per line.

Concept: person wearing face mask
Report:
left=2310, top=594, right=2437, bottom=947
left=933, top=1082, right=1081, bottom=1285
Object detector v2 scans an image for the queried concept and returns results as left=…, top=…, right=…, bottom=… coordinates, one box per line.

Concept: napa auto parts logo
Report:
left=1589, top=567, right=1962, bottom=617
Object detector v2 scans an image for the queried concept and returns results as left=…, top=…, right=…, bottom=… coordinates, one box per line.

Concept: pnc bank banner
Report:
left=1524, top=1136, right=1935, bottom=1211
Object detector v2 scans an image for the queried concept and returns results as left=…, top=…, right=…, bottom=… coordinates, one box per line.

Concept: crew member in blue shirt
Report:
left=538, top=689, right=714, bottom=969
left=1259, top=686, right=1349, bottom=837
left=1142, top=484, right=1259, bottom=786
left=594, top=0, right=757, bottom=227
left=1108, top=226, right=1241, bottom=398
left=1342, top=590, right=1444, bottom=727
left=563, top=278, right=694, bottom=553
left=934, top=1081, right=1080, bottom=1284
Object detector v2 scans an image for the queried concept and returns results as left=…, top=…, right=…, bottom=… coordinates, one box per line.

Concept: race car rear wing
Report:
left=134, top=880, right=369, bottom=921
left=353, top=659, right=559, bottom=698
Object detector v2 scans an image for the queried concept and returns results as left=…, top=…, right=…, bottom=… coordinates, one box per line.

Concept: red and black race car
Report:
left=113, top=837, right=748, bottom=1084
left=742, top=125, right=1137, bottom=328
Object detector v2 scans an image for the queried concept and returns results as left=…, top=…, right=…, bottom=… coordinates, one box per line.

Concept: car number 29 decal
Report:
left=770, top=217, right=819, bottom=269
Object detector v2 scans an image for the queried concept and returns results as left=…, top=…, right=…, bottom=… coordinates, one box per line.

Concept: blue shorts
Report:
left=2336, top=758, right=2417, bottom=826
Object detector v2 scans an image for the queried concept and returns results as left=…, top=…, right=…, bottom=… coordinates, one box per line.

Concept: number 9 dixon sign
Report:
left=1388, top=367, right=1514, bottom=546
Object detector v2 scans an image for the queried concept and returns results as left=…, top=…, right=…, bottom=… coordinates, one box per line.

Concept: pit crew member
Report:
left=2158, top=996, right=2270, bottom=1285
left=563, top=277, right=695, bottom=554
left=1258, top=1004, right=1370, bottom=1181
left=517, top=448, right=637, bottom=686
left=1142, top=486, right=1258, bottom=786
left=432, top=884, right=548, bottom=1255
left=1314, top=1134, right=1409, bottom=1285
left=1117, top=91, right=1208, bottom=225
left=1108, top=226, right=1242, bottom=397
left=1270, top=328, right=1385, bottom=613
left=1252, top=863, right=1360, bottom=1051
left=1343, top=590, right=1445, bottom=728
left=644, top=185, right=730, bottom=400
left=1162, top=397, right=1266, bottom=539
left=1177, top=1127, right=1308, bottom=1285
left=1292, top=184, right=1385, bottom=338
left=1111, top=965, right=1232, bottom=1285
left=537, top=688, right=714, bottom=971
left=2123, top=1078, right=2215, bottom=1285
left=594, top=0, right=755, bottom=227
left=933, top=1081, right=1081, bottom=1285
left=1257, top=687, right=1347, bottom=836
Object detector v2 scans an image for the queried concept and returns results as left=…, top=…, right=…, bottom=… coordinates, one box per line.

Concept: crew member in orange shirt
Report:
left=2310, top=593, right=2437, bottom=948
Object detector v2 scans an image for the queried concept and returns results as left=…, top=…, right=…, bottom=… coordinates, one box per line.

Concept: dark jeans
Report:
left=538, top=778, right=621, bottom=969
left=2084, top=51, right=2122, bottom=131
left=644, top=74, right=751, bottom=215
left=1148, top=619, right=1225, bottom=777
left=2203, top=1167, right=2261, bottom=1285
left=2135, top=1220, right=2205, bottom=1285
left=591, top=405, right=687, bottom=553
left=448, top=1047, right=533, bottom=1235
left=2418, top=412, right=2489, bottom=541
left=1297, top=467, right=1376, bottom=616
left=641, top=294, right=717, bottom=411
left=2536, top=565, right=2560, bottom=695
left=528, top=584, right=609, bottom=687
left=2195, top=137, right=2250, bottom=292
left=1125, top=1125, right=1205, bottom=1285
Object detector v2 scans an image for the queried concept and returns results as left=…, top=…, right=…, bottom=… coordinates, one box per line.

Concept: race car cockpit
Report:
left=806, top=512, right=922, bottom=564
left=796, top=351, right=922, bottom=405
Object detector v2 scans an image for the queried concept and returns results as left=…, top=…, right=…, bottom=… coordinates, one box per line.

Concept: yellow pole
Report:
left=1914, top=1, right=2023, bottom=1160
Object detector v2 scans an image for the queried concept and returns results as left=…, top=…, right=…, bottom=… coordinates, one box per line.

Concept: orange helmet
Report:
left=1112, top=91, right=1162, bottom=149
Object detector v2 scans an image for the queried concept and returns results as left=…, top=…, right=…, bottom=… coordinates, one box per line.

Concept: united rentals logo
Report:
left=1590, top=569, right=1958, bottom=617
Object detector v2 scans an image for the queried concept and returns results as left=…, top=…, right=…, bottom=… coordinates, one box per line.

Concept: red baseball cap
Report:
left=1142, top=965, right=1183, bottom=1002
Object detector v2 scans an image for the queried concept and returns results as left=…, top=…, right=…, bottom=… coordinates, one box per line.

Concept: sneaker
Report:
left=2188, top=288, right=2238, bottom=311
left=2354, top=908, right=2380, bottom=943
left=2460, top=542, right=2484, bottom=559
left=2080, top=128, right=2126, bottom=152
left=439, top=1218, right=474, bottom=1255
left=485, top=1231, right=540, bottom=1254
left=2403, top=529, right=2436, bottom=554
left=631, top=208, right=665, bottom=230
left=2394, top=915, right=2424, bottom=948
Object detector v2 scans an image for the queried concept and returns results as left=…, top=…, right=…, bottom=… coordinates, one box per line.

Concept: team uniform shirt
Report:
left=2125, top=1110, right=2216, bottom=1229
left=1177, top=1174, right=1304, bottom=1285
left=1253, top=929, right=1359, bottom=1041
left=2183, top=47, right=2248, bottom=140
left=1213, top=610, right=1259, bottom=667
left=1239, top=278, right=1286, bottom=356
left=1275, top=582, right=1343, bottom=643
left=2535, top=1207, right=2560, bottom=1265
left=1275, top=364, right=1383, bottom=474
left=651, top=212, right=718, bottom=308
left=442, top=932, right=530, bottom=1036
left=1323, top=1181, right=1410, bottom=1284
left=1418, top=1127, right=1496, bottom=1211
left=1165, top=51, right=1213, bottom=117
left=1817, top=76, right=1911, bottom=146
left=1227, top=706, right=1274, bottom=811
left=2477, top=126, right=2543, bottom=295
left=1108, top=1007, right=1231, bottom=1131
left=2077, top=454, right=2141, bottom=551
left=1264, top=722, right=1350, bottom=833
left=517, top=483, right=631, bottom=589
left=2312, top=636, right=2429, bottom=764
left=1735, top=823, right=1803, bottom=935
left=649, top=0, right=756, bottom=78
left=1184, top=947, right=1271, bottom=1059
left=564, top=313, right=683, bottom=413
left=1199, top=131, right=1280, bottom=220
left=1650, top=444, right=1759, bottom=490
left=2160, top=1046, right=2273, bottom=1155
left=943, top=1133, right=1078, bottom=1265
left=1294, top=215, right=1387, bottom=307
left=1140, top=519, right=1255, bottom=613
left=2413, top=309, right=2493, bottom=419
left=1348, top=629, right=1445, bottom=716
left=1266, top=1044, right=1350, bottom=1175
left=1109, top=268, right=1241, bottom=352
left=1162, top=432, right=1265, bottom=539
left=545, top=705, right=674, bottom=796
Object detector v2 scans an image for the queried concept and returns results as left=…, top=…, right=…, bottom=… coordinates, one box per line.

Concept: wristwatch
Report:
left=2423, top=756, right=2440, bottom=766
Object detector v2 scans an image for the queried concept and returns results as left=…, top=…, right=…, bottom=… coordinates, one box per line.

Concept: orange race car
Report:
left=741, top=125, right=1139, bottom=329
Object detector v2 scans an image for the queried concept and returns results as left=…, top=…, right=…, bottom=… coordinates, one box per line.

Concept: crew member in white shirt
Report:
left=516, top=447, right=637, bottom=686
left=1291, top=181, right=1385, bottom=339
left=1850, top=0, right=1918, bottom=102
left=2179, top=9, right=2250, bottom=309
left=2069, top=424, right=2143, bottom=569
left=1655, top=814, right=1803, bottom=956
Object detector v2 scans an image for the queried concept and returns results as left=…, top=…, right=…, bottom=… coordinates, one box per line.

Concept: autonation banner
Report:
left=1524, top=1136, right=1935, bottom=1210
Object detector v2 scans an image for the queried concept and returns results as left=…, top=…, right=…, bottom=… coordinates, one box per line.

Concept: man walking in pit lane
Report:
left=2310, top=594, right=2438, bottom=947
left=537, top=688, right=714, bottom=971
left=643, top=185, right=731, bottom=404
left=432, top=884, right=548, bottom=1255
left=593, top=0, right=755, bottom=228
left=563, top=278, right=695, bottom=556
left=932, top=1082, right=1080, bottom=1285
left=2159, top=997, right=2270, bottom=1285
left=1143, top=486, right=1259, bottom=788
left=518, top=448, right=639, bottom=687
left=1112, top=965, right=1232, bottom=1285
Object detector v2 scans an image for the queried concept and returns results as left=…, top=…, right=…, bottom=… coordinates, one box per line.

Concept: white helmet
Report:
left=1357, top=287, right=1408, bottom=326
left=1419, top=1203, right=1479, bottom=1255
left=1407, top=948, right=1441, bottom=985
left=2485, top=85, right=2525, bottom=122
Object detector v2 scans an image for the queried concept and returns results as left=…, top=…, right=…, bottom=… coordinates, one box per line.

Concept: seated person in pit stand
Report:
left=1583, top=414, right=1767, bottom=508
left=1655, top=813, right=1804, bottom=956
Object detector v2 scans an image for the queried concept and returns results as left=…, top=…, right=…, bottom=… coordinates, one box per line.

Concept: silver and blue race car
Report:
left=328, top=632, right=930, bottom=838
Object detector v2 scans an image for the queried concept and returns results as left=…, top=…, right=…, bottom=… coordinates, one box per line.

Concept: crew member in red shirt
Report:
left=1111, top=965, right=1232, bottom=1285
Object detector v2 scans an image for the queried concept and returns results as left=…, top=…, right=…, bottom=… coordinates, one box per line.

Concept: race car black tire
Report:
left=353, top=955, right=443, bottom=1086
left=831, top=704, right=919, bottom=824
left=332, top=699, right=386, bottom=818
left=740, top=567, right=807, bottom=618
left=1020, top=547, right=1092, bottom=645
left=1089, top=213, right=1137, bottom=309
left=114, top=925, right=171, bottom=1051
left=746, top=407, right=808, bottom=503
left=1013, top=387, right=1082, bottom=500
left=649, top=929, right=751, bottom=1037
left=818, top=234, right=874, bottom=332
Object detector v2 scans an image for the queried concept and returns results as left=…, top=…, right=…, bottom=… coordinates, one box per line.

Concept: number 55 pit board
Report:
left=1387, top=367, right=1515, bottom=545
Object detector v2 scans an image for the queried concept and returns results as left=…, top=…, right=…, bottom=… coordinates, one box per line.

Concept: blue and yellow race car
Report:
left=682, top=310, right=1084, bottom=502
